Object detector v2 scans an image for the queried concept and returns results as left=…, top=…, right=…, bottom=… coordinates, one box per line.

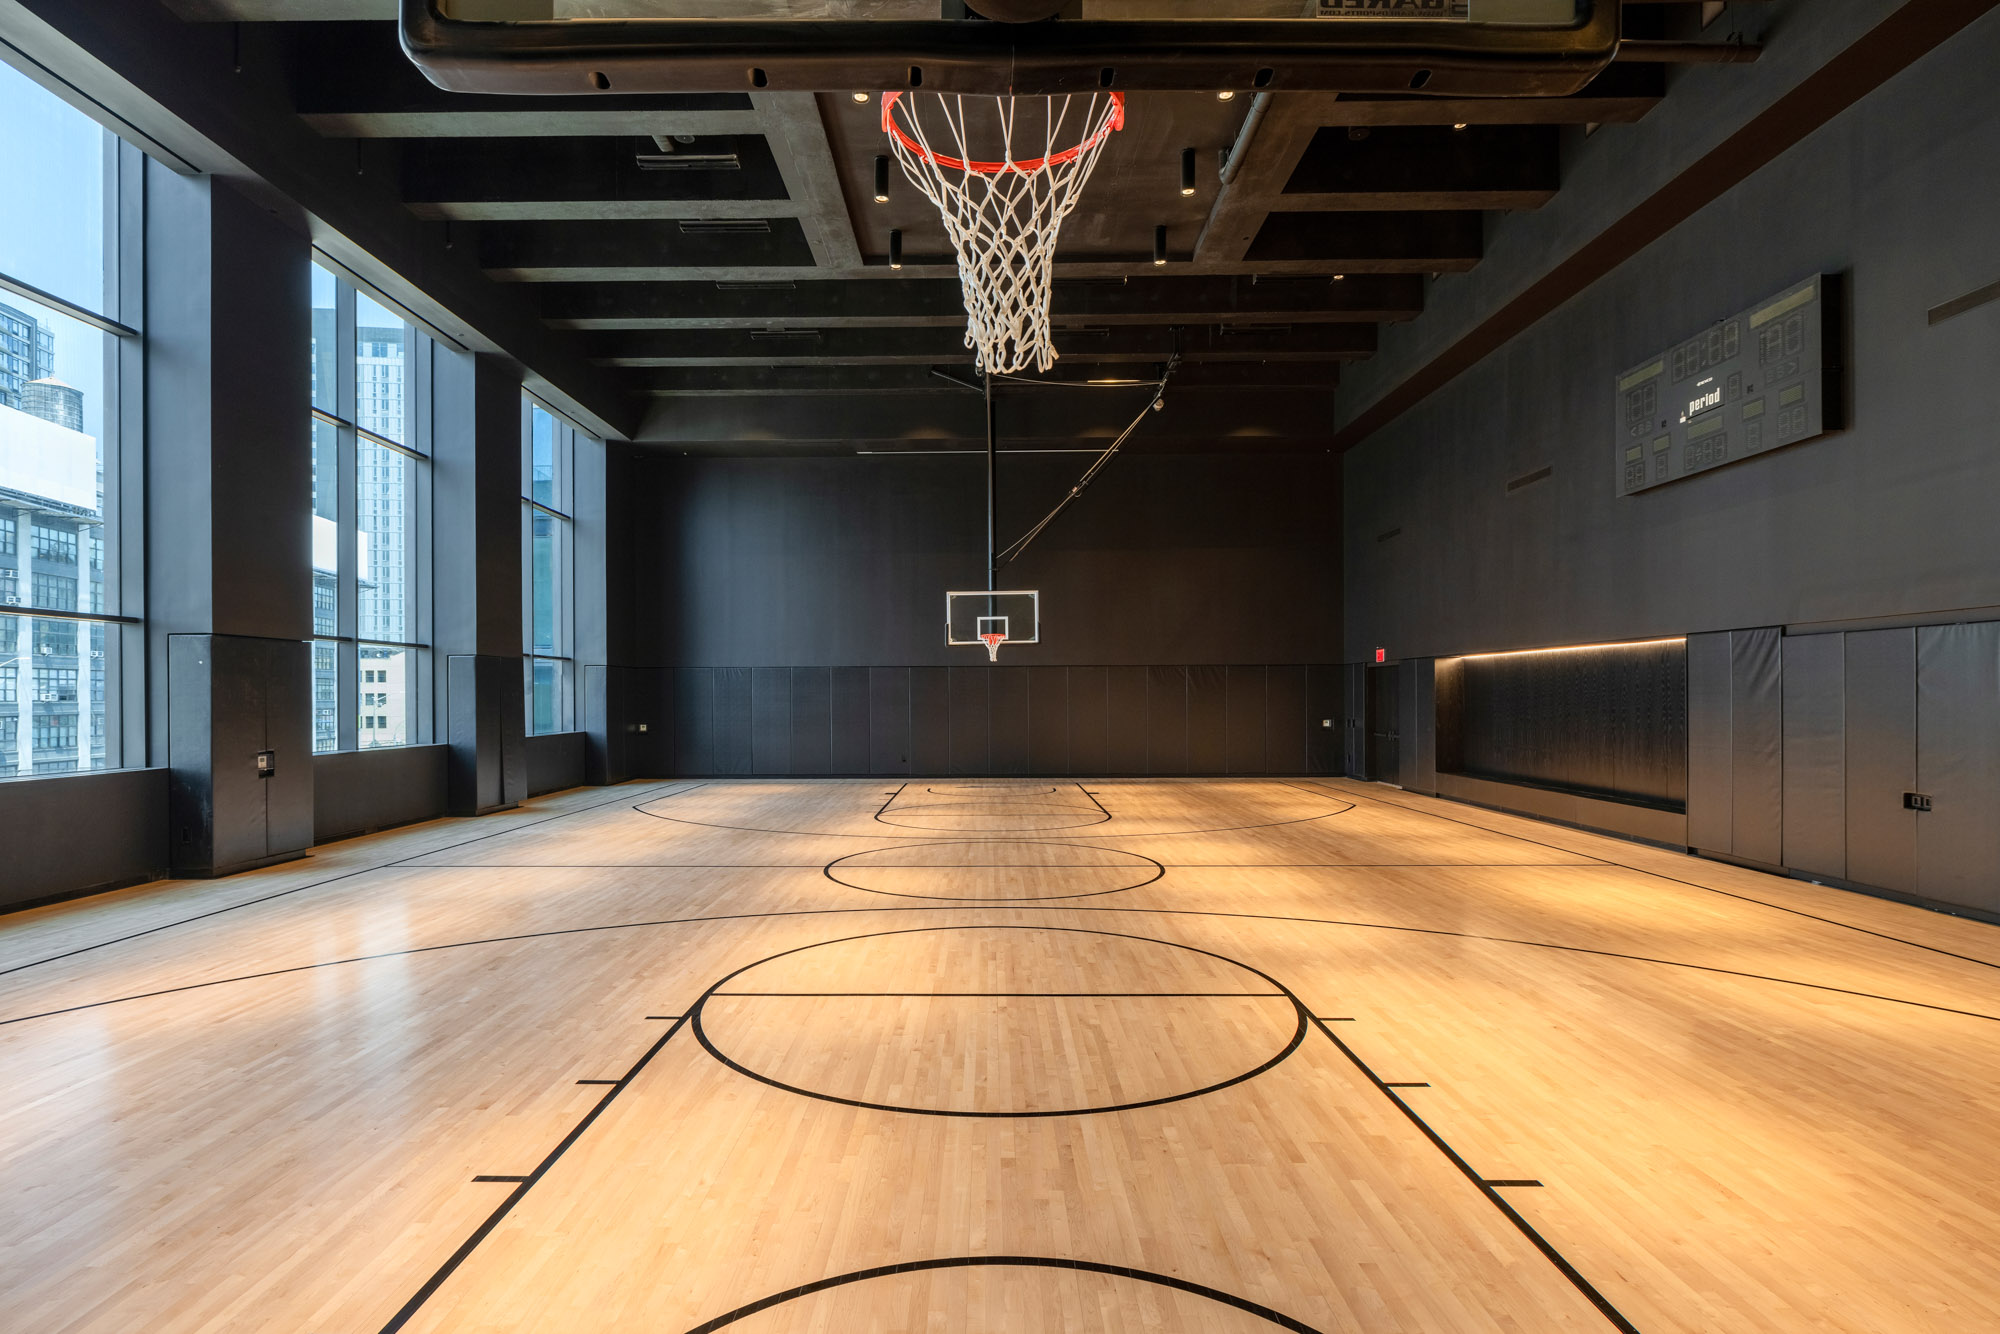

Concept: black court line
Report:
left=1383, top=1081, right=1430, bottom=1088
left=376, top=1012, right=694, bottom=1334
left=636, top=785, right=1357, bottom=841
left=469, top=1175, right=528, bottom=1184
left=825, top=841, right=1164, bottom=902
left=712, top=990, right=1284, bottom=998
left=646, top=1015, right=683, bottom=1021
left=1486, top=1179, right=1545, bottom=1188
left=1307, top=1014, right=1640, bottom=1334
left=12, top=899, right=2000, bottom=1030
left=406, top=860, right=1602, bottom=870
left=691, top=924, right=1309, bottom=1119
left=377, top=921, right=1626, bottom=1334
left=1309, top=779, right=2000, bottom=973
left=678, top=1255, right=1323, bottom=1334
left=575, top=1079, right=620, bottom=1085
left=0, top=780, right=702, bottom=981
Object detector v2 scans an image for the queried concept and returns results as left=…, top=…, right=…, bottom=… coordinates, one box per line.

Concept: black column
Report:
left=145, top=167, right=313, bottom=876
left=431, top=349, right=526, bottom=814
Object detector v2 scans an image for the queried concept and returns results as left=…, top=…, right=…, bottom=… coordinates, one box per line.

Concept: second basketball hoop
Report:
left=883, top=91, right=1124, bottom=375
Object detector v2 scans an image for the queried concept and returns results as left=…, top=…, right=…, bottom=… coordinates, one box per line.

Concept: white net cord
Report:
left=884, top=92, right=1124, bottom=376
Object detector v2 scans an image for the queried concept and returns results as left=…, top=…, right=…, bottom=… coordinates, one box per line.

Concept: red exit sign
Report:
left=1374, top=648, right=1387, bottom=663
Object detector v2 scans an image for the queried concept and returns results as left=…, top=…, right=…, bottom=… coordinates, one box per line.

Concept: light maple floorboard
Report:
left=1, top=777, right=1997, bottom=1334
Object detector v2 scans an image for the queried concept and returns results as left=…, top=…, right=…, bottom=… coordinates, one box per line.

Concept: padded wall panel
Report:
left=1844, top=628, right=1917, bottom=895
left=1148, top=666, right=1189, bottom=775
left=714, top=667, right=754, bottom=775
left=830, top=667, right=870, bottom=774
left=751, top=667, right=791, bottom=776
left=1188, top=666, right=1228, bottom=773
left=1781, top=633, right=1846, bottom=880
left=1341, top=664, right=1366, bottom=777
left=674, top=668, right=714, bottom=776
left=990, top=667, right=1030, bottom=776
left=1406, top=659, right=1435, bottom=793
left=1106, top=666, right=1149, bottom=774
left=910, top=667, right=950, bottom=775
left=790, top=667, right=833, bottom=775
left=1729, top=628, right=1784, bottom=866
left=1917, top=622, right=2000, bottom=913
left=1395, top=658, right=1421, bottom=790
left=868, top=667, right=911, bottom=775
left=1226, top=666, right=1268, bottom=773
left=1266, top=666, right=1308, bottom=776
left=1028, top=667, right=1069, bottom=774
left=1306, top=665, right=1342, bottom=775
left=1686, top=631, right=1734, bottom=853
left=1068, top=666, right=1109, bottom=774
left=948, top=668, right=991, bottom=776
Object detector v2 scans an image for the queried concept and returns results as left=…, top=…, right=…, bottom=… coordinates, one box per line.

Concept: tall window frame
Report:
left=523, top=395, right=577, bottom=736
left=0, top=63, right=146, bottom=779
left=310, top=260, right=432, bottom=754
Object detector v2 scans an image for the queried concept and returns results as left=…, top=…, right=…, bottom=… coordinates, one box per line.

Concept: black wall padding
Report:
left=1068, top=666, right=1109, bottom=773
left=715, top=667, right=754, bottom=775
left=674, top=667, right=715, bottom=777
left=1029, top=667, right=1068, bottom=774
left=643, top=663, right=1320, bottom=776
left=1844, top=629, right=1917, bottom=895
left=751, top=667, right=791, bottom=776
left=867, top=667, right=911, bottom=775
left=1442, top=640, right=1689, bottom=811
left=990, top=667, right=1030, bottom=776
left=1686, top=632, right=1732, bottom=849
left=1305, top=665, right=1342, bottom=775
left=1226, top=666, right=1268, bottom=774
left=1341, top=664, right=1366, bottom=778
left=1107, top=666, right=1149, bottom=774
left=911, top=668, right=951, bottom=774
left=1266, top=666, right=1308, bottom=776
left=791, top=668, right=833, bottom=775
left=1780, top=633, right=1846, bottom=880
left=1729, top=628, right=1784, bottom=866
left=1147, top=666, right=1190, bottom=775
left=1187, top=666, right=1228, bottom=773
left=1916, top=623, right=2000, bottom=913
left=948, top=667, right=990, bottom=776
left=830, top=667, right=869, bottom=774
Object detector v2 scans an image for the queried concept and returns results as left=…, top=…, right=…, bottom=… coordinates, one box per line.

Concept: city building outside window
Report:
left=522, top=397, right=578, bottom=735
left=310, top=262, right=430, bottom=753
left=0, top=61, right=141, bottom=777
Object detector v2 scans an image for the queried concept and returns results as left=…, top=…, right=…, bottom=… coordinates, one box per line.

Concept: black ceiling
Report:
left=175, top=4, right=1755, bottom=449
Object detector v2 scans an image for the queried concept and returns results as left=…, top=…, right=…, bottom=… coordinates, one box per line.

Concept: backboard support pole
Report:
left=985, top=369, right=997, bottom=597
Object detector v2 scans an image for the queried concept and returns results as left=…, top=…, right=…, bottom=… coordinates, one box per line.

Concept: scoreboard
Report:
left=1613, top=274, right=1840, bottom=496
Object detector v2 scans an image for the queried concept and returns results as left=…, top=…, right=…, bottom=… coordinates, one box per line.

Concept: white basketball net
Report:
left=883, top=91, right=1125, bottom=376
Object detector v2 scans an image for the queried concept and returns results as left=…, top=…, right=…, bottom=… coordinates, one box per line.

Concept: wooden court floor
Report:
left=3, top=778, right=1998, bottom=1334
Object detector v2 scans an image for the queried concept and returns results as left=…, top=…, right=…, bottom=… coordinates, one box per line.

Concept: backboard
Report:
left=404, top=1, right=1618, bottom=99
left=947, top=590, right=1040, bottom=659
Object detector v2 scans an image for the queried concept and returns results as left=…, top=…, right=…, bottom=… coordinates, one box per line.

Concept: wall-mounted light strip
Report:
left=1450, top=636, right=1685, bottom=663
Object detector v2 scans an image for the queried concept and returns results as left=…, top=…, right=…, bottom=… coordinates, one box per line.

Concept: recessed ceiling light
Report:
left=852, top=92, right=870, bottom=103
left=1216, top=90, right=1236, bottom=102
left=889, top=229, right=903, bottom=270
left=1153, top=224, right=1168, bottom=266
left=874, top=155, right=891, bottom=203
left=1452, top=122, right=1468, bottom=130
left=1331, top=273, right=1346, bottom=281
left=1180, top=147, right=1197, bottom=197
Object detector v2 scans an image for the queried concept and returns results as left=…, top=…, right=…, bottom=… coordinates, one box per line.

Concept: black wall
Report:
left=1437, top=642, right=1688, bottom=810
left=630, top=452, right=1339, bottom=668
left=601, top=451, right=1341, bottom=776
left=1343, top=16, right=2000, bottom=659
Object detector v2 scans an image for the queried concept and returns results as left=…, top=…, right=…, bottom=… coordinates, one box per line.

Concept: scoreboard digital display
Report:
left=1613, top=275, right=1840, bottom=496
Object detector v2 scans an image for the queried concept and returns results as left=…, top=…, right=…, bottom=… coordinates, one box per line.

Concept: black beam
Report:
left=629, top=361, right=1343, bottom=395
left=398, top=134, right=790, bottom=216
left=1244, top=210, right=1484, bottom=269
left=538, top=274, right=1422, bottom=328
left=400, top=1, right=1623, bottom=98
left=1317, top=62, right=1664, bottom=125
left=588, top=323, right=1376, bottom=366
left=1280, top=124, right=1559, bottom=211
left=478, top=217, right=819, bottom=272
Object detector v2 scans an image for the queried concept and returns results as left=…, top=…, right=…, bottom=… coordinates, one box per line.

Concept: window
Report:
left=309, top=263, right=429, bottom=753
left=0, top=61, right=138, bottom=777
left=523, top=398, right=577, bottom=735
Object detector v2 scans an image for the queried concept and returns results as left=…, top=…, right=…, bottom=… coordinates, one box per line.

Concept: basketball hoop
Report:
left=883, top=91, right=1125, bottom=375
left=978, top=631, right=1008, bottom=662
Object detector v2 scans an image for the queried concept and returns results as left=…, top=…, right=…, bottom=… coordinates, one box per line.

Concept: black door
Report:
left=1365, top=664, right=1401, bottom=782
